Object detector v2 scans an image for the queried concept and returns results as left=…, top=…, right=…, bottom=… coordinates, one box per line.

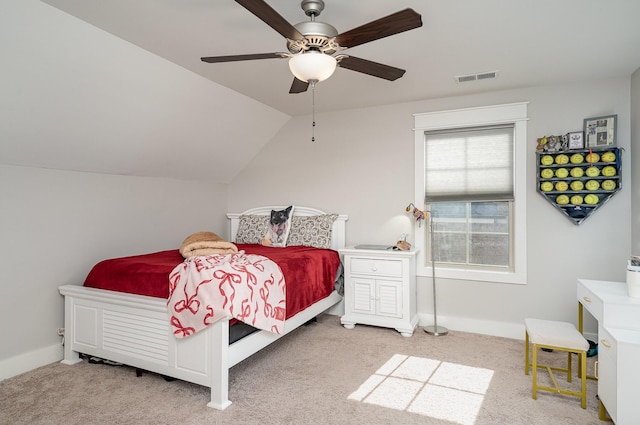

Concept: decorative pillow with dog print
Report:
left=287, top=214, right=338, bottom=249
left=261, top=206, right=294, bottom=247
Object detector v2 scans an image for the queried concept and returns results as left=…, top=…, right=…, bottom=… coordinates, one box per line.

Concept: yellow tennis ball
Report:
left=570, top=180, right=584, bottom=191
left=540, top=182, right=554, bottom=192
left=555, top=168, right=569, bottom=178
left=585, top=166, right=600, bottom=177
left=585, top=152, right=600, bottom=163
left=571, top=195, right=584, bottom=205
left=601, top=151, right=616, bottom=162
left=555, top=181, right=568, bottom=191
left=570, top=153, right=584, bottom=164
left=585, top=180, right=600, bottom=191
left=602, top=166, right=616, bottom=177
left=584, top=194, right=599, bottom=204
left=601, top=180, right=616, bottom=190
left=540, top=155, right=554, bottom=165
left=556, top=195, right=569, bottom=205
left=541, top=168, right=554, bottom=179
left=570, top=167, right=584, bottom=178
left=555, top=154, right=569, bottom=165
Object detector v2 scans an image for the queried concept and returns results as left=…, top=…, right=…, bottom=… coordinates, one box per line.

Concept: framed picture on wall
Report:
left=583, top=114, right=617, bottom=148
left=567, top=131, right=584, bottom=149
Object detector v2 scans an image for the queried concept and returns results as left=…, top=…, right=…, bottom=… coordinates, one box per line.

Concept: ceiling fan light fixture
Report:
left=288, top=52, right=337, bottom=83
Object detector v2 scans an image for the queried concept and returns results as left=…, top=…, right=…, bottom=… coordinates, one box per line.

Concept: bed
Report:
left=58, top=206, right=348, bottom=410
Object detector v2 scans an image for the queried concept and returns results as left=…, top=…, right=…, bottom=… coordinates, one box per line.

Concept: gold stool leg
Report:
left=525, top=331, right=530, bottom=375
left=579, top=351, right=586, bottom=409
left=532, top=343, right=538, bottom=400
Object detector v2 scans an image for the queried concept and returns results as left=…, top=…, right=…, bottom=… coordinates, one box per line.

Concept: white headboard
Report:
left=226, top=206, right=348, bottom=250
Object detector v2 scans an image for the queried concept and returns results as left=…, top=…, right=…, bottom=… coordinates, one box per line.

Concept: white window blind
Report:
left=424, top=125, right=514, bottom=202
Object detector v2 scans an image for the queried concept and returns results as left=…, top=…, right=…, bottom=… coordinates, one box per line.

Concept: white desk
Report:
left=577, top=279, right=640, bottom=424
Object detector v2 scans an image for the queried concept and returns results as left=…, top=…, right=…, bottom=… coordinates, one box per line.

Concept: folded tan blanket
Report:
left=179, top=231, right=238, bottom=258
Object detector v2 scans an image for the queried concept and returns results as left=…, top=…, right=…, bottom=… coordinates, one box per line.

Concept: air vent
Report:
left=455, top=71, right=499, bottom=83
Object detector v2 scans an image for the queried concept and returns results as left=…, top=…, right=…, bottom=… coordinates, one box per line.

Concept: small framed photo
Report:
left=567, top=131, right=584, bottom=149
left=583, top=114, right=617, bottom=148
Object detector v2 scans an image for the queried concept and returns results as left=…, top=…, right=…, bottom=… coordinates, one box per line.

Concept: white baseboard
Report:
left=418, top=313, right=599, bottom=342
left=0, top=343, right=63, bottom=381
left=419, top=313, right=525, bottom=340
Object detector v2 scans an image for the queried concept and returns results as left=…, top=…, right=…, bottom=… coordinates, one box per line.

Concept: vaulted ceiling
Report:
left=42, top=0, right=640, bottom=116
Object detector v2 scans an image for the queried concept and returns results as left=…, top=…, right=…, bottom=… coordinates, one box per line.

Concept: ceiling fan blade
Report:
left=335, top=8, right=422, bottom=48
left=201, top=53, right=285, bottom=63
left=338, top=56, right=406, bottom=81
left=289, top=78, right=310, bottom=94
left=235, top=0, right=305, bottom=41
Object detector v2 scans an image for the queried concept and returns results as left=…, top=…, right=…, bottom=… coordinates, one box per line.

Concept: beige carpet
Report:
left=1, top=315, right=602, bottom=425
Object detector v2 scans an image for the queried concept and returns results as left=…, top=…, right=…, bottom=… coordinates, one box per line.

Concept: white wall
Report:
left=0, top=165, right=228, bottom=379
left=230, top=78, right=632, bottom=339
left=631, top=68, right=640, bottom=255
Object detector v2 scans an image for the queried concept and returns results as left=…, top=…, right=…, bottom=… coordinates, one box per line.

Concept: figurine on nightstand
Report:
left=394, top=234, right=411, bottom=251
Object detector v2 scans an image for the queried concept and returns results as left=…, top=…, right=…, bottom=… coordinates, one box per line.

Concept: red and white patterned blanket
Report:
left=167, top=252, right=286, bottom=338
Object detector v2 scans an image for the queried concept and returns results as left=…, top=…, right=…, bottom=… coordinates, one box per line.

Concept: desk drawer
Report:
left=350, top=258, right=402, bottom=278
left=578, top=282, right=603, bottom=322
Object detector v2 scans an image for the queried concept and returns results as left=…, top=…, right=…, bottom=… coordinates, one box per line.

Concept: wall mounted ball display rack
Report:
left=536, top=147, right=622, bottom=225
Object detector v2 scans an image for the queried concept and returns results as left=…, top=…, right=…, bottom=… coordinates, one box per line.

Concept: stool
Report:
left=524, top=318, right=589, bottom=409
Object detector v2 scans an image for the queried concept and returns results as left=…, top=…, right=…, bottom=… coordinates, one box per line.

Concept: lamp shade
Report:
left=288, top=52, right=337, bottom=83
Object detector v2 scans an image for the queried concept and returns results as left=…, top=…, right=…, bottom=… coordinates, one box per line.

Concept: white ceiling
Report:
left=42, top=0, right=640, bottom=117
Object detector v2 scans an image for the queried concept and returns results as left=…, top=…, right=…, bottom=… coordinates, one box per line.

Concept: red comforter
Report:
left=84, top=244, right=340, bottom=319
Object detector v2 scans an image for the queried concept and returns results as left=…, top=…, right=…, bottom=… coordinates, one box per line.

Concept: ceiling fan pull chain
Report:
left=311, top=80, right=317, bottom=142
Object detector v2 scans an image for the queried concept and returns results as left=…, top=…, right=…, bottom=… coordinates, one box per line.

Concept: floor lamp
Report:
left=424, top=211, right=448, bottom=336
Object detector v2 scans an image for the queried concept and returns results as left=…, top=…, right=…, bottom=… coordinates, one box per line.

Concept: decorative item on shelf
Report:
left=536, top=134, right=569, bottom=152
left=567, top=131, right=585, bottom=149
left=405, top=203, right=428, bottom=227
left=584, top=114, right=617, bottom=148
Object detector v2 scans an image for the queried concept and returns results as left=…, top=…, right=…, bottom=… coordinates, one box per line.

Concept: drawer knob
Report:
left=601, top=339, right=611, bottom=349
left=371, top=265, right=378, bottom=271
left=582, top=296, right=592, bottom=303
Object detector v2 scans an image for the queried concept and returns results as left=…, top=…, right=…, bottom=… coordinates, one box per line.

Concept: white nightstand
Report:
left=339, top=247, right=418, bottom=337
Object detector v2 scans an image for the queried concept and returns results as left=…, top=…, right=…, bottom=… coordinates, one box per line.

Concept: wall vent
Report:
left=455, top=70, right=498, bottom=83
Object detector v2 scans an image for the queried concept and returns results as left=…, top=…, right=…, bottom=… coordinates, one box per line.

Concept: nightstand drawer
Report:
left=350, top=258, right=402, bottom=277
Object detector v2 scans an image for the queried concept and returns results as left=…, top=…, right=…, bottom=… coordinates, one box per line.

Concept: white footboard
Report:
left=59, top=284, right=342, bottom=409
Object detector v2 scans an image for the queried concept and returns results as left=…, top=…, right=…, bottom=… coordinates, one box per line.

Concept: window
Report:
left=413, top=103, right=528, bottom=284
left=429, top=201, right=511, bottom=268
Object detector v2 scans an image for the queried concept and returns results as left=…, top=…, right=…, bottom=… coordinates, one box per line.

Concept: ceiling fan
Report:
left=201, top=0, right=423, bottom=94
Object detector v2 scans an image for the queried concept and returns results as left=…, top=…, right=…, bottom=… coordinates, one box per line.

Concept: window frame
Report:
left=413, top=102, right=528, bottom=284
